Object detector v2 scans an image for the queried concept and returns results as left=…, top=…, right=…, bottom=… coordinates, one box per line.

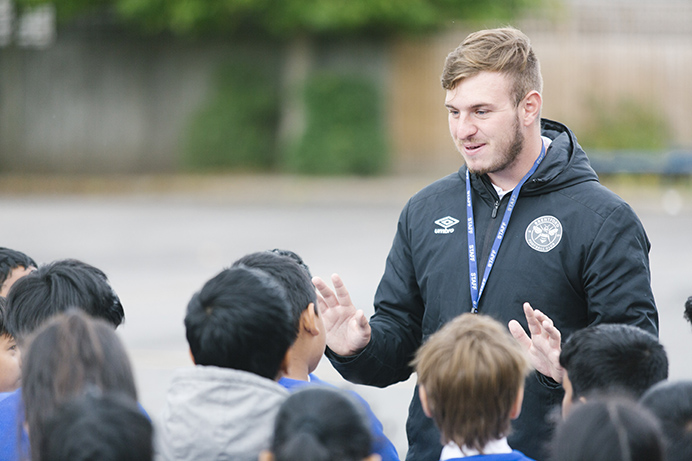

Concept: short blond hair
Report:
left=441, top=27, right=543, bottom=106
left=412, top=313, right=531, bottom=452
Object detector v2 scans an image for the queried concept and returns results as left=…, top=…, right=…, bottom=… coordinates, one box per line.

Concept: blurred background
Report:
left=1, top=0, right=691, bottom=457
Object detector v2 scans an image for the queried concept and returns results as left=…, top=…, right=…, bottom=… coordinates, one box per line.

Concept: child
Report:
left=412, top=313, right=534, bottom=460
left=510, top=303, right=669, bottom=417
left=0, top=259, right=126, bottom=460
left=39, top=392, right=153, bottom=461
left=0, top=247, right=36, bottom=298
left=233, top=250, right=398, bottom=461
left=157, top=266, right=295, bottom=461
left=0, top=298, right=21, bottom=394
left=640, top=380, right=692, bottom=461
left=550, top=396, right=664, bottom=461
left=260, top=387, right=381, bottom=461
left=21, top=310, right=139, bottom=460
left=558, top=323, right=668, bottom=417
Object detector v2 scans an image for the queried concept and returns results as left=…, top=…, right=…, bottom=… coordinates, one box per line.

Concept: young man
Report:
left=413, top=313, right=534, bottom=460
left=233, top=250, right=399, bottom=461
left=0, top=247, right=36, bottom=298
left=314, top=27, right=658, bottom=460
left=0, top=259, right=125, bottom=460
left=157, top=266, right=295, bottom=461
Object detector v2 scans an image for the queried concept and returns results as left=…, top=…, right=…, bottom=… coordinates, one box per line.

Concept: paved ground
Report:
left=2, top=174, right=691, bottom=457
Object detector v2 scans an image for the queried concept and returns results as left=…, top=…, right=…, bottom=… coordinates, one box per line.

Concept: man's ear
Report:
left=520, top=90, right=542, bottom=126
left=300, top=303, right=320, bottom=336
left=510, top=386, right=525, bottom=420
left=188, top=348, right=197, bottom=365
left=419, top=385, right=433, bottom=418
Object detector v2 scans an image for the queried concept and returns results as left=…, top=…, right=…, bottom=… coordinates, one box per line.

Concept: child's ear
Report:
left=364, top=455, right=382, bottom=461
left=258, top=449, right=274, bottom=461
left=188, top=348, right=197, bottom=365
left=418, top=385, right=433, bottom=418
left=510, top=386, right=525, bottom=420
left=300, top=303, right=320, bottom=336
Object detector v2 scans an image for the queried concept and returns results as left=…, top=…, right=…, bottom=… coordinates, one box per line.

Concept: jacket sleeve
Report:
left=326, top=200, right=425, bottom=387
left=582, top=202, right=658, bottom=336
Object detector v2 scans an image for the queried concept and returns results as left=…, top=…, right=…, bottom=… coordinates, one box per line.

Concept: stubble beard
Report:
left=466, top=116, right=524, bottom=176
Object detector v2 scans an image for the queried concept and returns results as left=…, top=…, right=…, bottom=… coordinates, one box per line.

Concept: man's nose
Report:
left=454, top=115, right=477, bottom=140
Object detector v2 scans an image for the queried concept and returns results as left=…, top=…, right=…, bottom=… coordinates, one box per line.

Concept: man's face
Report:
left=0, top=266, right=35, bottom=298
left=445, top=71, right=524, bottom=178
left=0, top=334, right=21, bottom=393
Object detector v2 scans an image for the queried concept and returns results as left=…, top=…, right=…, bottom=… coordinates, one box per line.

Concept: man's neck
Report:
left=487, top=134, right=545, bottom=192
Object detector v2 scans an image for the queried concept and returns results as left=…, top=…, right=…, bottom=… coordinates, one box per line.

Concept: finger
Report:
left=523, top=302, right=542, bottom=336
left=313, top=276, right=339, bottom=309
left=331, top=274, right=354, bottom=307
left=354, top=310, right=370, bottom=331
left=543, top=319, right=562, bottom=347
left=508, top=320, right=532, bottom=350
left=314, top=290, right=328, bottom=315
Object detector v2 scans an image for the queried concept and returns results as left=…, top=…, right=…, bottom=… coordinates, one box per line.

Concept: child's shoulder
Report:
left=446, top=451, right=535, bottom=461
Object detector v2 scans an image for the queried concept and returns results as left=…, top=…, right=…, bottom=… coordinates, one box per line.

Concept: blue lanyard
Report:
left=466, top=142, right=546, bottom=313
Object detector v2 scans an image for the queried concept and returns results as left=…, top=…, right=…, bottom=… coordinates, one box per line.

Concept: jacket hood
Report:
left=157, top=366, right=289, bottom=461
left=530, top=118, right=599, bottom=193
left=466, top=118, right=599, bottom=198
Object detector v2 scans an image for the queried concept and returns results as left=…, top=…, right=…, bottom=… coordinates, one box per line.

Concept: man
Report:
left=314, top=27, right=658, bottom=460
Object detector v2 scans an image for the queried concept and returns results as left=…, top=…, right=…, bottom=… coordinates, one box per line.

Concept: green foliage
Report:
left=182, top=59, right=279, bottom=172
left=284, top=72, right=387, bottom=175
left=577, top=97, right=670, bottom=151
left=18, top=0, right=538, bottom=37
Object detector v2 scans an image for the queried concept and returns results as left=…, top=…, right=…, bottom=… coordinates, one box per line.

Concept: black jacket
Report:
left=327, top=119, right=658, bottom=460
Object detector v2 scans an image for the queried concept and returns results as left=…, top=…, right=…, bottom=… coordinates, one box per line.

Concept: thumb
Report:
left=508, top=320, right=532, bottom=350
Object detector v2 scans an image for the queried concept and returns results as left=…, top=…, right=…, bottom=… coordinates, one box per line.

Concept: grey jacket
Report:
left=157, top=365, right=289, bottom=461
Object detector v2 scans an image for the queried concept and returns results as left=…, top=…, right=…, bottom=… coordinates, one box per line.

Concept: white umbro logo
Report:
left=434, top=216, right=459, bottom=234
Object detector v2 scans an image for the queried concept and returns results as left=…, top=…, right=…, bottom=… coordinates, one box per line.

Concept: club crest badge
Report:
left=525, top=215, right=562, bottom=252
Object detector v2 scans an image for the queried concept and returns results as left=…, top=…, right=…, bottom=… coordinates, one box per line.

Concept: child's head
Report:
left=412, top=313, right=530, bottom=452
left=0, top=297, right=21, bottom=392
left=22, top=310, right=138, bottom=458
left=0, top=247, right=36, bottom=298
left=231, top=250, right=317, bottom=337
left=39, top=392, right=153, bottom=461
left=261, top=387, right=379, bottom=461
left=184, top=266, right=294, bottom=380
left=640, top=380, right=692, bottom=461
left=6, top=259, right=124, bottom=344
left=550, top=396, right=664, bottom=461
left=559, top=323, right=668, bottom=416
left=232, top=250, right=324, bottom=373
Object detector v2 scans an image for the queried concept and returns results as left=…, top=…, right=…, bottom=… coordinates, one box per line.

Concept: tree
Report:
left=17, top=0, right=537, bottom=37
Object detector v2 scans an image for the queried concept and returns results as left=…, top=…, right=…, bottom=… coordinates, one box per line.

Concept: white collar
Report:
left=440, top=438, right=513, bottom=459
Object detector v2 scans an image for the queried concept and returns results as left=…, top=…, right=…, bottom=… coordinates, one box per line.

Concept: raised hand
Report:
left=312, top=274, right=372, bottom=357
left=508, top=302, right=564, bottom=384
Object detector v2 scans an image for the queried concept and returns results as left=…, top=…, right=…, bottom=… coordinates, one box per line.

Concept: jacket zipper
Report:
left=491, top=200, right=500, bottom=218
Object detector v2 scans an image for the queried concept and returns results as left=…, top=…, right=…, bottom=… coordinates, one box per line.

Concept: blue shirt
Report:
left=279, top=374, right=400, bottom=461
left=0, top=389, right=29, bottom=461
